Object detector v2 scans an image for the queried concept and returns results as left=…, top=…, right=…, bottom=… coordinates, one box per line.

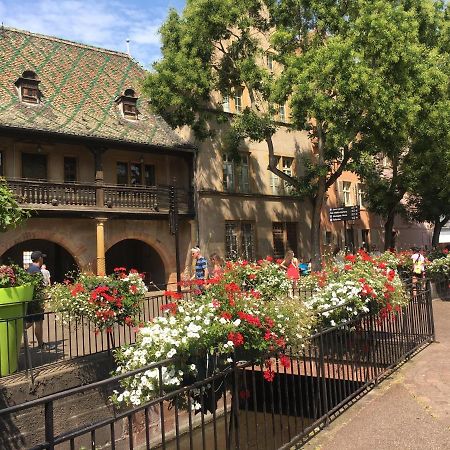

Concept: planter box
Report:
left=0, top=285, right=34, bottom=375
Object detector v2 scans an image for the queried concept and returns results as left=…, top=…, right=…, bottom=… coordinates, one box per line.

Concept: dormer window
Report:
left=15, top=70, right=41, bottom=104
left=115, top=88, right=139, bottom=120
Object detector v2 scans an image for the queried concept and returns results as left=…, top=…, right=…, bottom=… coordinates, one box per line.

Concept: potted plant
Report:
left=427, top=255, right=450, bottom=299
left=0, top=265, right=35, bottom=375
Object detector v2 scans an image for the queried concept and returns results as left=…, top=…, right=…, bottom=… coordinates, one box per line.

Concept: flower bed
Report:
left=427, top=254, right=450, bottom=281
left=112, top=253, right=409, bottom=408
left=49, top=268, right=147, bottom=331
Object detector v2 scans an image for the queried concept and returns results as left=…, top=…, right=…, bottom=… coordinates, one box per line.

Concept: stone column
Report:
left=96, top=218, right=107, bottom=276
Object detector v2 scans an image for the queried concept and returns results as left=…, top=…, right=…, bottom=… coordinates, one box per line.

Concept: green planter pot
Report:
left=0, top=285, right=34, bottom=376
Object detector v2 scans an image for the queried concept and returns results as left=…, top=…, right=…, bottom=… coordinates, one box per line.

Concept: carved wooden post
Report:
left=96, top=218, right=107, bottom=276
left=91, top=147, right=106, bottom=208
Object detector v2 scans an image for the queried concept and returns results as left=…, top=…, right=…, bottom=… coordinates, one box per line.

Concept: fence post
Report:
left=318, top=330, right=330, bottom=426
left=44, top=400, right=54, bottom=450
left=426, top=280, right=436, bottom=342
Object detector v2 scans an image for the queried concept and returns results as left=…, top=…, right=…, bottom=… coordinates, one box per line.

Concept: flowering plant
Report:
left=303, top=250, right=408, bottom=327
left=49, top=268, right=147, bottom=331
left=427, top=255, right=450, bottom=280
left=112, top=262, right=314, bottom=408
left=0, top=264, right=33, bottom=288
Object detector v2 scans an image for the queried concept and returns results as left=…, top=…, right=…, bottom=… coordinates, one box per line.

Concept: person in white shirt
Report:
left=41, top=264, right=51, bottom=286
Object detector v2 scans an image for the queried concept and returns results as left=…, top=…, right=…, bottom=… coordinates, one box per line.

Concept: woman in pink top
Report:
left=280, top=250, right=299, bottom=293
left=209, top=253, right=225, bottom=279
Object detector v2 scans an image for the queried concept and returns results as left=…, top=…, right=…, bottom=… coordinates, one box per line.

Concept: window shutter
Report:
left=336, top=181, right=344, bottom=205
left=272, top=223, right=285, bottom=259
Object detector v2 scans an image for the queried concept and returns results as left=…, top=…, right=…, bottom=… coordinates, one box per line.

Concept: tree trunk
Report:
left=311, top=178, right=326, bottom=271
left=384, top=210, right=396, bottom=251
left=432, top=220, right=442, bottom=247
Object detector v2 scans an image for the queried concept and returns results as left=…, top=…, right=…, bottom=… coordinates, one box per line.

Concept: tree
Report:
left=0, top=179, right=29, bottom=231
left=271, top=0, right=443, bottom=260
left=144, top=0, right=445, bottom=268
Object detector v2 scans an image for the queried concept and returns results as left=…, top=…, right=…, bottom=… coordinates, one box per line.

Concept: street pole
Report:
left=169, top=182, right=182, bottom=293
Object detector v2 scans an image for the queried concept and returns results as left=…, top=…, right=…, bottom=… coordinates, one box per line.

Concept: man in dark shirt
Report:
left=26, top=251, right=53, bottom=350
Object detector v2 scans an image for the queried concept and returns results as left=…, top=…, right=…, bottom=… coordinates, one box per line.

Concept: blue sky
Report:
left=0, top=0, right=186, bottom=67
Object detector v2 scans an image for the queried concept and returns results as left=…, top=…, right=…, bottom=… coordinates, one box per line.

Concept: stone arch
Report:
left=105, top=239, right=168, bottom=289
left=1, top=239, right=79, bottom=283
left=0, top=229, right=90, bottom=269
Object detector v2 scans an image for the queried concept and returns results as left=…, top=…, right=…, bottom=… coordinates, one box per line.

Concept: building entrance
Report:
left=1, top=239, right=79, bottom=283
left=105, top=239, right=166, bottom=290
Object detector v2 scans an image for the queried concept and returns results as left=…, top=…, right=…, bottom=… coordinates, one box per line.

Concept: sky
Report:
left=0, top=0, right=186, bottom=68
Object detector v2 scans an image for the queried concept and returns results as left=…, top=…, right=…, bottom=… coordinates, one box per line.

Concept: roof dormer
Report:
left=115, top=88, right=139, bottom=120
left=15, top=70, right=41, bottom=104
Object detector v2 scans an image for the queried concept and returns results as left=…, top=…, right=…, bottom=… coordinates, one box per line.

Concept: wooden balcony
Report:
left=7, top=178, right=194, bottom=216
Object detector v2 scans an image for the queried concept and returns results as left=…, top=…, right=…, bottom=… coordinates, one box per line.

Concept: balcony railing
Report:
left=7, top=178, right=194, bottom=214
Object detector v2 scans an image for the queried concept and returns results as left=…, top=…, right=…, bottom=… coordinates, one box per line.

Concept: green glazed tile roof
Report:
left=0, top=27, right=189, bottom=150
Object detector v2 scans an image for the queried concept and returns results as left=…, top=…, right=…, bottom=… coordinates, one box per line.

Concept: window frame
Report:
left=234, top=89, right=242, bottom=113
left=22, top=152, right=48, bottom=180
left=266, top=53, right=274, bottom=71
left=272, top=221, right=298, bottom=259
left=225, top=221, right=256, bottom=261
left=279, top=104, right=286, bottom=122
left=222, top=95, right=230, bottom=113
left=342, top=181, right=352, bottom=206
left=222, top=153, right=250, bottom=193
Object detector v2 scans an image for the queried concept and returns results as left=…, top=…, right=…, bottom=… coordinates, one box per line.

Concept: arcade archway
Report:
left=1, top=239, right=79, bottom=283
left=105, top=239, right=166, bottom=289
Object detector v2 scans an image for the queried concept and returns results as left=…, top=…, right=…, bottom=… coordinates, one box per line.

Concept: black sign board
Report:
left=329, top=205, right=360, bottom=222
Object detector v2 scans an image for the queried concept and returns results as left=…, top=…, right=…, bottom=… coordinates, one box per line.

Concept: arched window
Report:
left=15, top=70, right=41, bottom=104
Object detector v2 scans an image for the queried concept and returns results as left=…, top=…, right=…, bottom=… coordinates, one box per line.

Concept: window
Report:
left=279, top=104, right=286, bottom=122
left=357, top=183, right=367, bottom=208
left=64, top=157, right=77, bottom=182
left=117, top=162, right=156, bottom=186
left=22, top=153, right=47, bottom=180
left=116, top=162, right=128, bottom=185
left=116, top=88, right=138, bottom=119
left=343, top=181, right=352, bottom=206
left=15, top=70, right=41, bottom=104
left=266, top=53, right=274, bottom=71
left=222, top=153, right=250, bottom=193
left=0, top=152, right=4, bottom=177
left=270, top=156, right=294, bottom=195
left=234, top=89, right=242, bottom=113
left=225, top=221, right=255, bottom=260
left=222, top=95, right=230, bottom=113
left=272, top=222, right=298, bottom=259
left=223, top=154, right=235, bottom=192
left=144, top=165, right=156, bottom=186
left=130, top=163, right=142, bottom=185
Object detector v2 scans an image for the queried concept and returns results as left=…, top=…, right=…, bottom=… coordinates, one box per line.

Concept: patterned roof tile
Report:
left=0, top=27, right=190, bottom=150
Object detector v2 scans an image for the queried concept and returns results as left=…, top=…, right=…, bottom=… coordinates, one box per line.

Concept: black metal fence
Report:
left=0, top=293, right=178, bottom=379
left=0, top=284, right=435, bottom=449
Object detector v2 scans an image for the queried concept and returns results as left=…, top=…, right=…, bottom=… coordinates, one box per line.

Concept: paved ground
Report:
left=303, top=298, right=450, bottom=450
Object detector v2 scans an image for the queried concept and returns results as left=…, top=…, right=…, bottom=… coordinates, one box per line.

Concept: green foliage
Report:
left=0, top=179, right=29, bottom=232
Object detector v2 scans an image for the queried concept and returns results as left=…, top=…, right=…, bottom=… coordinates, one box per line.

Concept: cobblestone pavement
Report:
left=303, top=299, right=450, bottom=450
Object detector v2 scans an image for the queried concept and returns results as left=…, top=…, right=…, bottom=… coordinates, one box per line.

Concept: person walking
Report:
left=25, top=251, right=53, bottom=350
left=41, top=264, right=51, bottom=286
left=191, top=247, right=209, bottom=291
left=209, top=253, right=224, bottom=279
left=411, top=247, right=426, bottom=291
left=280, top=250, right=299, bottom=294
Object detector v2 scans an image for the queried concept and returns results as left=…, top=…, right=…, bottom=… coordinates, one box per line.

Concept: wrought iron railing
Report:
left=0, top=284, right=435, bottom=449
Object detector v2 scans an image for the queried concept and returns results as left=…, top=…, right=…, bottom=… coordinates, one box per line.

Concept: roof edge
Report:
left=1, top=26, right=132, bottom=60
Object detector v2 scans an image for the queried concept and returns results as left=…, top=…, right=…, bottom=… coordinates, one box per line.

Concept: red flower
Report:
left=125, top=316, right=133, bottom=326
left=130, top=268, right=138, bottom=274
left=221, top=312, right=232, bottom=320
left=266, top=256, right=273, bottom=262
left=225, top=282, right=241, bottom=293
left=228, top=331, right=244, bottom=347
left=265, top=317, right=275, bottom=328
left=263, top=369, right=275, bottom=382
left=344, top=264, right=352, bottom=271
left=345, top=254, right=357, bottom=263
left=161, top=302, right=178, bottom=315
left=384, top=283, right=395, bottom=292
left=279, top=354, right=290, bottom=369
left=114, top=267, right=126, bottom=272
left=241, top=260, right=248, bottom=266
left=257, top=259, right=264, bottom=265
left=70, top=283, right=84, bottom=297
left=276, top=259, right=283, bottom=265
left=129, top=285, right=138, bottom=294
left=238, top=311, right=261, bottom=327
left=378, top=262, right=387, bottom=269
left=444, top=248, right=449, bottom=255
left=248, top=274, right=257, bottom=280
